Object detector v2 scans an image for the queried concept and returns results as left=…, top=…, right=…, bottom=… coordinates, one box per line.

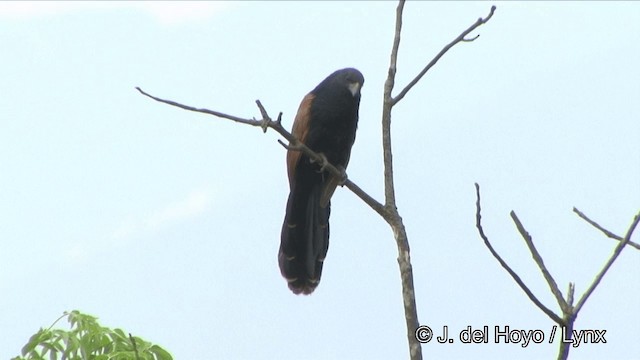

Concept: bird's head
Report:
left=314, top=68, right=364, bottom=98
left=336, top=68, right=364, bottom=97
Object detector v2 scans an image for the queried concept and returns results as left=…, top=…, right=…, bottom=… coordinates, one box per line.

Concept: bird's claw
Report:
left=312, top=153, right=330, bottom=172
left=312, top=154, right=347, bottom=184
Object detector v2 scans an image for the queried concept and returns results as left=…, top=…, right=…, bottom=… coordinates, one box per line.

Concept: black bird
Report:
left=279, top=68, right=364, bottom=295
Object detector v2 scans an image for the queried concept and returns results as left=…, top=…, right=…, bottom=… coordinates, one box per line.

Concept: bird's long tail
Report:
left=279, top=182, right=330, bottom=295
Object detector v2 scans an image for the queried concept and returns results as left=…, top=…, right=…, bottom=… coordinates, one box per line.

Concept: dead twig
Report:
left=474, top=184, right=563, bottom=324
left=574, top=207, right=640, bottom=250
left=511, top=211, right=569, bottom=314
left=391, top=5, right=496, bottom=105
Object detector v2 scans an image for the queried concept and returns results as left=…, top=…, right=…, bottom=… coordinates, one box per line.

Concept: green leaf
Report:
left=21, top=328, right=47, bottom=355
left=149, top=345, right=173, bottom=360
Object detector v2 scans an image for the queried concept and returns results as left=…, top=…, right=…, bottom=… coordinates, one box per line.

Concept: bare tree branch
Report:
left=380, top=3, right=497, bottom=358
left=574, top=207, right=640, bottom=250
left=135, top=87, right=387, bottom=218
left=382, top=0, right=405, bottom=209
left=510, top=211, right=569, bottom=314
left=380, top=2, right=422, bottom=359
left=136, top=87, right=260, bottom=126
left=475, top=184, right=563, bottom=324
left=476, top=183, right=639, bottom=360
left=573, top=207, right=623, bottom=240
left=573, top=211, right=640, bottom=314
left=392, top=5, right=496, bottom=105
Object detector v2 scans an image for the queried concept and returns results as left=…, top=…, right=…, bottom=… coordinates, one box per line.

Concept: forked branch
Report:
left=572, top=210, right=640, bottom=314
left=474, top=184, right=563, bottom=324
left=392, top=5, right=496, bottom=105
left=381, top=4, right=498, bottom=357
left=475, top=183, right=640, bottom=360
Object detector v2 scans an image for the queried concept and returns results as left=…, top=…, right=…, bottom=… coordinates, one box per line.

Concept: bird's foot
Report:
left=312, top=154, right=347, bottom=184
left=312, top=153, right=330, bottom=172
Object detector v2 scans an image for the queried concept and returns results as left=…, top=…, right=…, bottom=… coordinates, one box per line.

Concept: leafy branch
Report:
left=14, top=310, right=172, bottom=360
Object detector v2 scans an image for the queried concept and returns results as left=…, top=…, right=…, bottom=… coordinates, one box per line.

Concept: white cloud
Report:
left=130, top=2, right=234, bottom=25
left=113, top=186, right=214, bottom=241
left=63, top=186, right=214, bottom=263
left=63, top=242, right=91, bottom=263
left=0, top=2, right=78, bottom=19
left=0, top=1, right=232, bottom=25
left=145, top=187, right=212, bottom=233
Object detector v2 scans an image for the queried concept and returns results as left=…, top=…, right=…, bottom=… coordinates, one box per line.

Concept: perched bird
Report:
left=279, top=68, right=364, bottom=295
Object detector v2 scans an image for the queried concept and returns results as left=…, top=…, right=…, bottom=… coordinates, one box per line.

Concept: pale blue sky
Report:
left=1, top=2, right=638, bottom=359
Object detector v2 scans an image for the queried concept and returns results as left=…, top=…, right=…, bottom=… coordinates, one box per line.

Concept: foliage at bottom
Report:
left=13, top=310, right=172, bottom=360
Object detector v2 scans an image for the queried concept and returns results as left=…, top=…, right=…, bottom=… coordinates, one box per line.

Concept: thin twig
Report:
left=46, top=312, right=69, bottom=332
left=566, top=282, right=575, bottom=308
left=461, top=34, right=480, bottom=42
left=574, top=207, right=640, bottom=250
left=136, top=87, right=259, bottom=126
left=343, top=179, right=387, bottom=218
left=573, top=212, right=640, bottom=314
left=475, top=184, right=563, bottom=324
left=277, top=139, right=295, bottom=150
left=511, top=211, right=569, bottom=314
left=382, top=0, right=404, bottom=208
left=573, top=207, right=623, bottom=240
left=392, top=5, right=496, bottom=105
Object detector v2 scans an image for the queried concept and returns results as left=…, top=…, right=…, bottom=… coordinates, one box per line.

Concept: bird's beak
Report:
left=347, top=82, right=362, bottom=97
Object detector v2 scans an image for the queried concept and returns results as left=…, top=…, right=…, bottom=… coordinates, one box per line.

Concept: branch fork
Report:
left=475, top=182, right=639, bottom=360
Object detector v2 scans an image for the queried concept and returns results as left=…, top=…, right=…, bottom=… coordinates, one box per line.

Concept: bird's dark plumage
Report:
left=279, top=68, right=364, bottom=295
